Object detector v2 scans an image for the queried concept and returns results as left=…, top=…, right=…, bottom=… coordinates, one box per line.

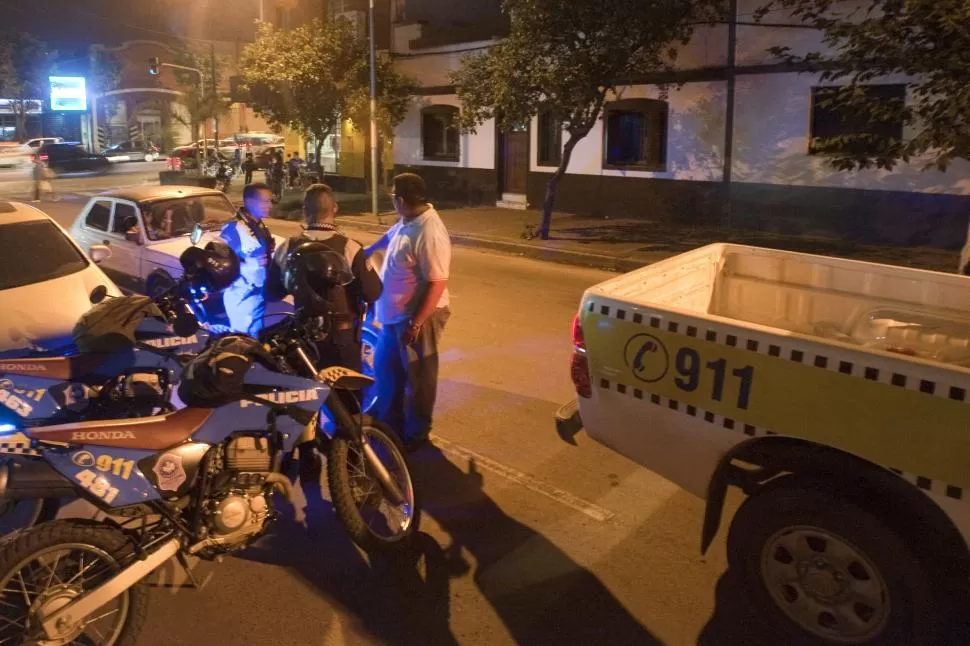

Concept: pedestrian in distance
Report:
left=31, top=156, right=55, bottom=202
left=233, top=146, right=242, bottom=171
left=220, top=182, right=275, bottom=337
left=367, top=172, right=452, bottom=451
left=242, top=153, right=255, bottom=185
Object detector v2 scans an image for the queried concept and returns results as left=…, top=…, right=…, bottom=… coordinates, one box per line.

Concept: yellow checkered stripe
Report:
left=0, top=432, right=41, bottom=456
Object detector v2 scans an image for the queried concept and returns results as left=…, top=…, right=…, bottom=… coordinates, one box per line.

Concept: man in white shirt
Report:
left=367, top=173, right=452, bottom=450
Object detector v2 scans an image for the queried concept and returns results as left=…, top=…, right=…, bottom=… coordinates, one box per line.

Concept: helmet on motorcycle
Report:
left=201, top=240, right=240, bottom=290
left=282, top=240, right=353, bottom=316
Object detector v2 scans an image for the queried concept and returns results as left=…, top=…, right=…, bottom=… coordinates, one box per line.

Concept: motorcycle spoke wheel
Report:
left=0, top=543, right=128, bottom=645
left=328, top=418, right=419, bottom=552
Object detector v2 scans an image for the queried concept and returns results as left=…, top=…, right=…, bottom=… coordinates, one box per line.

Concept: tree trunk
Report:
left=14, top=105, right=27, bottom=142
left=538, top=131, right=585, bottom=240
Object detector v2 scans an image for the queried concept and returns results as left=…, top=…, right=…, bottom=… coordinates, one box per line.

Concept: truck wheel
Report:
left=727, top=486, right=939, bottom=645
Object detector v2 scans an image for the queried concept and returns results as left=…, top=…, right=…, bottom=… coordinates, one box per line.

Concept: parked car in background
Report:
left=233, top=132, right=284, bottom=168
left=102, top=140, right=160, bottom=163
left=195, top=138, right=239, bottom=157
left=0, top=200, right=119, bottom=356
left=68, top=186, right=282, bottom=296
left=0, top=137, right=63, bottom=168
left=39, top=143, right=110, bottom=175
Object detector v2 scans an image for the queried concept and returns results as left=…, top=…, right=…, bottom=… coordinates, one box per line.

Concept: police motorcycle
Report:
left=0, top=280, right=418, bottom=645
left=0, top=283, right=210, bottom=530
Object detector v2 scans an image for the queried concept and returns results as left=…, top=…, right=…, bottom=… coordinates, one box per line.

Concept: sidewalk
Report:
left=329, top=205, right=960, bottom=274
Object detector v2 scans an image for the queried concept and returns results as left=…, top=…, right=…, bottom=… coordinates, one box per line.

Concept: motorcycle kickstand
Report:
left=175, top=551, right=210, bottom=590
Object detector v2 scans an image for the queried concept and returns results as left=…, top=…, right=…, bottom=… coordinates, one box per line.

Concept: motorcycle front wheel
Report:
left=0, top=520, right=148, bottom=645
left=328, top=416, right=419, bottom=552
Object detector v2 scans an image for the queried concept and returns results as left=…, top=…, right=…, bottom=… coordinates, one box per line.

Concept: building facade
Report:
left=388, top=0, right=970, bottom=248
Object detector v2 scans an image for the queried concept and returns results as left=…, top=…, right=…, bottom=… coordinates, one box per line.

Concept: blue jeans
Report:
left=373, top=308, right=450, bottom=442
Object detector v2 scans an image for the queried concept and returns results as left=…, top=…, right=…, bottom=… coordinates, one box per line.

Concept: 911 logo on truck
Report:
left=624, top=334, right=669, bottom=383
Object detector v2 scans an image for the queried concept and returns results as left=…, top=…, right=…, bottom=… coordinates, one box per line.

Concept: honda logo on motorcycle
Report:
left=71, top=430, right=137, bottom=441
left=240, top=388, right=320, bottom=408
left=0, top=363, right=46, bottom=372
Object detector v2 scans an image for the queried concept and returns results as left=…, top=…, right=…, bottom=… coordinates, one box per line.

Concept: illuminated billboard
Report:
left=49, top=76, right=87, bottom=111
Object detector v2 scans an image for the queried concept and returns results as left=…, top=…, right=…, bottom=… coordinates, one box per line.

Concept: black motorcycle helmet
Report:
left=178, top=240, right=240, bottom=291
left=282, top=240, right=353, bottom=316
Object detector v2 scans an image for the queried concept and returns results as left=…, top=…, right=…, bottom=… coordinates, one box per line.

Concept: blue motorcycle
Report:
left=0, top=326, right=417, bottom=643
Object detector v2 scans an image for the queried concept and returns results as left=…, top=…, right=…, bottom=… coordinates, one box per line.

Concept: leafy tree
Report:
left=452, top=0, right=724, bottom=239
left=240, top=18, right=411, bottom=180
left=170, top=47, right=232, bottom=142
left=764, top=0, right=970, bottom=172
left=0, top=33, right=55, bottom=141
left=88, top=48, right=123, bottom=126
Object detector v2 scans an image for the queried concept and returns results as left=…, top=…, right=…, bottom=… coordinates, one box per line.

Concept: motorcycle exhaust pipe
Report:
left=0, top=459, right=76, bottom=500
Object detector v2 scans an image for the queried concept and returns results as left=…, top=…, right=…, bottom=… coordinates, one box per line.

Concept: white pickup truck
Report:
left=560, top=243, right=970, bottom=645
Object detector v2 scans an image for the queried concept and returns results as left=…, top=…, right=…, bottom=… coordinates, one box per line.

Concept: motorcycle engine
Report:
left=198, top=435, right=277, bottom=553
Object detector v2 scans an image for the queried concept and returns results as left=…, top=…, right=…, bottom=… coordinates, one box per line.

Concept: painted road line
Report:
left=430, top=434, right=617, bottom=523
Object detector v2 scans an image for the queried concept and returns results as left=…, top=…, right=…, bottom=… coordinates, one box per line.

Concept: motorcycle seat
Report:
left=29, top=407, right=213, bottom=450
left=0, top=354, right=113, bottom=380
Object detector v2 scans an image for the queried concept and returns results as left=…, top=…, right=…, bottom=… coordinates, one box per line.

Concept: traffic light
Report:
left=148, top=57, right=160, bottom=76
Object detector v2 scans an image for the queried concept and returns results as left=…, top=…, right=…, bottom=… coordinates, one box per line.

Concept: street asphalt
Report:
left=32, top=185, right=778, bottom=646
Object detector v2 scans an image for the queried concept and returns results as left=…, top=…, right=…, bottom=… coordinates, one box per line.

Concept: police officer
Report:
left=273, top=183, right=382, bottom=371
left=220, top=183, right=275, bottom=337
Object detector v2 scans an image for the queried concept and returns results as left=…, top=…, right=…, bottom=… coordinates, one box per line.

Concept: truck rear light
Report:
left=571, top=314, right=585, bottom=350
left=570, top=314, right=591, bottom=398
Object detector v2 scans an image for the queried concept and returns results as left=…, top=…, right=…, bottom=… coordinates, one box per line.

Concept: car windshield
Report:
left=0, top=220, right=88, bottom=290
left=143, top=194, right=235, bottom=241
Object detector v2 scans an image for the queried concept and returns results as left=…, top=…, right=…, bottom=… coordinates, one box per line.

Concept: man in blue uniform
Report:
left=220, top=183, right=275, bottom=336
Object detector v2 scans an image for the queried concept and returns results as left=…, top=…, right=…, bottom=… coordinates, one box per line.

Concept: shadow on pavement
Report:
left=409, top=445, right=662, bottom=645
left=697, top=568, right=776, bottom=646
left=236, top=454, right=460, bottom=646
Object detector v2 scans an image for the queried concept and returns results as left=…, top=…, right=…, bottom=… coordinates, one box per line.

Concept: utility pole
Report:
left=722, top=0, right=738, bottom=228
left=211, top=43, right=219, bottom=151
left=369, top=0, right=379, bottom=219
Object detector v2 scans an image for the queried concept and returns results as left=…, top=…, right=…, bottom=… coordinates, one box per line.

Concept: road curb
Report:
left=336, top=218, right=644, bottom=273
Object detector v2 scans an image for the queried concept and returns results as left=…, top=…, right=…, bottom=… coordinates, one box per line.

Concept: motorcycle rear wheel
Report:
left=328, top=416, right=419, bottom=552
left=0, top=520, right=148, bottom=645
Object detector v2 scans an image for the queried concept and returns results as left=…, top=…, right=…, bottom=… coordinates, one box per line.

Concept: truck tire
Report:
left=727, top=486, right=939, bottom=645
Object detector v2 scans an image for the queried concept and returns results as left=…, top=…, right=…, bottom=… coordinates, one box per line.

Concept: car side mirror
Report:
left=89, top=285, right=108, bottom=304
left=89, top=244, right=112, bottom=264
left=190, top=223, right=204, bottom=246
left=125, top=230, right=142, bottom=244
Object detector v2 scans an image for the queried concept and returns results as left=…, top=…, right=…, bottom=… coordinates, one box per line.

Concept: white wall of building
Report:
left=393, top=93, right=496, bottom=169
left=732, top=73, right=970, bottom=195
left=530, top=82, right=727, bottom=183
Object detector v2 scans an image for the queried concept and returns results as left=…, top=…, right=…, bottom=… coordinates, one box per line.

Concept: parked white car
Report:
left=69, top=187, right=249, bottom=295
left=0, top=200, right=119, bottom=355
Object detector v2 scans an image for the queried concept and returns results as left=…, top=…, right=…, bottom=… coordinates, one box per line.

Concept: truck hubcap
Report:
left=760, top=526, right=890, bottom=643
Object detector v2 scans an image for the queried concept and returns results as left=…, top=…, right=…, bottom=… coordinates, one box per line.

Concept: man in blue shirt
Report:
left=220, top=183, right=275, bottom=336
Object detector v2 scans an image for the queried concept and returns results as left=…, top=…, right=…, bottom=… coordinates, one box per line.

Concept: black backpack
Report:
left=177, top=335, right=275, bottom=407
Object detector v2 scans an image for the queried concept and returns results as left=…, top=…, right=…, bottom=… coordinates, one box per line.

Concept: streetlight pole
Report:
left=369, top=0, right=379, bottom=219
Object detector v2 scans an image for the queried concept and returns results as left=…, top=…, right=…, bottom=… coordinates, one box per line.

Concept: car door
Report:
left=104, top=200, right=144, bottom=291
left=74, top=200, right=122, bottom=279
